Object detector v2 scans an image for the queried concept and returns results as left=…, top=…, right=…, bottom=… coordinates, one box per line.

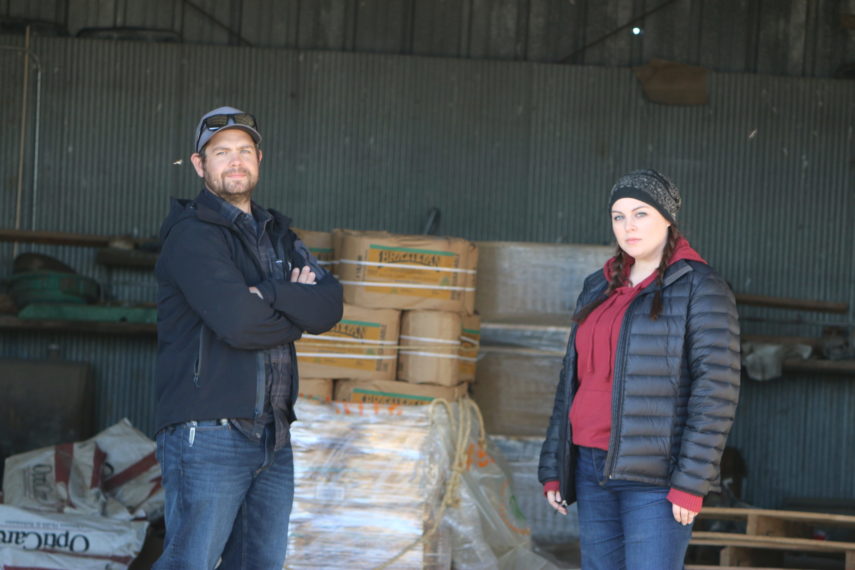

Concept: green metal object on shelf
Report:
left=18, top=303, right=157, bottom=324
left=8, top=272, right=100, bottom=306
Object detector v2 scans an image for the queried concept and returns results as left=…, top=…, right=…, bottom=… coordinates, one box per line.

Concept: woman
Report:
left=538, top=169, right=740, bottom=570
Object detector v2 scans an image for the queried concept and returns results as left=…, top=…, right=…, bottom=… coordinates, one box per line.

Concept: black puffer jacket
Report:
left=538, top=259, right=740, bottom=504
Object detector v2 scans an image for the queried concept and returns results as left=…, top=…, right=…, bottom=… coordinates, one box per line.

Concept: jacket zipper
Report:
left=231, top=223, right=280, bottom=420
left=603, top=292, right=646, bottom=481
left=254, top=352, right=266, bottom=419
left=193, top=327, right=204, bottom=387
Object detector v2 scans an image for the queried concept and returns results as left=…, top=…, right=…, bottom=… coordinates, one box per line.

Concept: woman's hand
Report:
left=672, top=504, right=698, bottom=526
left=546, top=490, right=568, bottom=516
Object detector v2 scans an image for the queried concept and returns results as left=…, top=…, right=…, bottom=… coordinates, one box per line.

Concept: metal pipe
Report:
left=13, top=26, right=31, bottom=258
left=30, top=54, right=43, bottom=232
left=2, top=39, right=43, bottom=241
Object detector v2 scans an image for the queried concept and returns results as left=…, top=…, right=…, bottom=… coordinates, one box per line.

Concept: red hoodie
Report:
left=544, top=237, right=707, bottom=513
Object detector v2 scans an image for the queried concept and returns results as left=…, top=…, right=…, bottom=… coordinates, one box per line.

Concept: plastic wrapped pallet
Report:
left=0, top=504, right=148, bottom=568
left=289, top=399, right=558, bottom=569
left=288, top=399, right=453, bottom=569
left=441, top=402, right=559, bottom=570
left=398, top=310, right=461, bottom=386
left=295, top=304, right=400, bottom=381
left=335, top=230, right=478, bottom=314
left=470, top=348, right=565, bottom=437
left=489, top=435, right=579, bottom=545
left=459, top=314, right=480, bottom=382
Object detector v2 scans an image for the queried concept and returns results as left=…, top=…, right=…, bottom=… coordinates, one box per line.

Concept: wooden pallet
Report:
left=691, top=507, right=855, bottom=569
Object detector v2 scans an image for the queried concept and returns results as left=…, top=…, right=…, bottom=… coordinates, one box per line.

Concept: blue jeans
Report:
left=575, top=446, right=693, bottom=570
left=153, top=421, right=294, bottom=570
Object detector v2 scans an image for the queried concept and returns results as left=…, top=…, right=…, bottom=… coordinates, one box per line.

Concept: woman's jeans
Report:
left=575, top=446, right=693, bottom=570
left=153, top=421, right=294, bottom=570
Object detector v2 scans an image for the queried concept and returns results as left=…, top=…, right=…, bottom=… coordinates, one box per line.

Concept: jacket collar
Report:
left=660, top=259, right=693, bottom=288
left=192, top=189, right=293, bottom=233
left=194, top=189, right=239, bottom=228
left=590, top=258, right=695, bottom=298
left=633, top=259, right=694, bottom=295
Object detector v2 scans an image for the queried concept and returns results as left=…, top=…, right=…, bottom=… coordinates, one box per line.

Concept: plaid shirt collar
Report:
left=198, top=188, right=272, bottom=233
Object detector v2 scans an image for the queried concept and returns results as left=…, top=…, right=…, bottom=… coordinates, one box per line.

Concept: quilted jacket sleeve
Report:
left=670, top=268, right=741, bottom=496
left=538, top=349, right=571, bottom=485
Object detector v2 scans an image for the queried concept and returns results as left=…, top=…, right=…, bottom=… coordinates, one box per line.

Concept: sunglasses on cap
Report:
left=199, top=112, right=258, bottom=136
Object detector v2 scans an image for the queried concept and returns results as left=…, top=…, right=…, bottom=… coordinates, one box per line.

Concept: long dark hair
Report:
left=573, top=225, right=682, bottom=324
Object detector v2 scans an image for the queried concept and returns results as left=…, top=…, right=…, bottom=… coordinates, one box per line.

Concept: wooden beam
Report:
left=782, top=358, right=855, bottom=375
left=735, top=293, right=848, bottom=314
left=742, top=334, right=821, bottom=348
left=719, top=546, right=781, bottom=567
left=0, top=229, right=135, bottom=248
left=746, top=513, right=810, bottom=539
left=0, top=315, right=156, bottom=336
left=691, top=531, right=855, bottom=554
left=699, top=507, right=855, bottom=528
left=95, top=247, right=158, bottom=269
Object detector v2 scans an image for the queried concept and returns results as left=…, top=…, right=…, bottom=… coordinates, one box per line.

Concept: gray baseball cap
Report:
left=194, top=106, right=261, bottom=153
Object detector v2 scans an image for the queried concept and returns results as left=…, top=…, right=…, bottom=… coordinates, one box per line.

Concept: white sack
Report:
left=0, top=504, right=147, bottom=567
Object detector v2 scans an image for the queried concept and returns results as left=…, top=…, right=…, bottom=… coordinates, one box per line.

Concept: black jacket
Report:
left=538, top=259, right=740, bottom=504
left=154, top=190, right=343, bottom=433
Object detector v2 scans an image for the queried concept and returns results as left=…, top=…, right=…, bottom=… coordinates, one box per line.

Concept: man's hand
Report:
left=248, top=286, right=263, bottom=299
left=290, top=266, right=317, bottom=285
left=546, top=489, right=568, bottom=516
left=672, top=504, right=698, bottom=526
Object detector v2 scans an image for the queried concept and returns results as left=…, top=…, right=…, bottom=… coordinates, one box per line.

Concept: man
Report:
left=153, top=106, right=343, bottom=569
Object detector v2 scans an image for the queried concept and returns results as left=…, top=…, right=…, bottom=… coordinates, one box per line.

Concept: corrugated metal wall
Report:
left=1, top=36, right=854, bottom=508
left=1, top=0, right=853, bottom=77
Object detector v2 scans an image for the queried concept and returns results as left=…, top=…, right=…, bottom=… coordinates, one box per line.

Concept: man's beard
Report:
left=205, top=168, right=258, bottom=205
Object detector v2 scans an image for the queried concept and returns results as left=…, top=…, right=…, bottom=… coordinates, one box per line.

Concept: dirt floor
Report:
left=533, top=542, right=582, bottom=569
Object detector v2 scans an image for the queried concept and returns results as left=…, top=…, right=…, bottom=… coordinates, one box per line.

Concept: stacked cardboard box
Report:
left=398, top=310, right=462, bottom=386
left=458, top=314, right=480, bottom=383
left=297, top=378, right=334, bottom=402
left=335, top=229, right=478, bottom=314
left=292, top=227, right=335, bottom=270
left=295, top=229, right=480, bottom=405
left=334, top=379, right=467, bottom=406
left=295, top=304, right=400, bottom=381
left=470, top=241, right=612, bottom=434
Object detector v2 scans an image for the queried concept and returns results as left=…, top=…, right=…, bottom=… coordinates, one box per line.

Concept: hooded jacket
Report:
left=538, top=250, right=740, bottom=504
left=154, top=189, right=343, bottom=433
